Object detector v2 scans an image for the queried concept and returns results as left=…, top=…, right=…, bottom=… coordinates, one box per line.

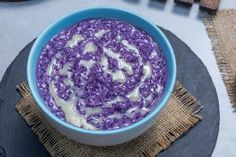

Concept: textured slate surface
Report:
left=0, top=28, right=219, bottom=157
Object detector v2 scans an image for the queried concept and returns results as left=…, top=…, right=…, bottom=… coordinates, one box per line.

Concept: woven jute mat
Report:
left=16, top=81, right=202, bottom=157
left=204, top=9, right=236, bottom=108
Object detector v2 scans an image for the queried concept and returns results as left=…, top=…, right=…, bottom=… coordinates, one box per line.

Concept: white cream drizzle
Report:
left=143, top=62, right=152, bottom=80
left=84, top=107, right=102, bottom=115
left=144, top=94, right=153, bottom=103
left=46, top=56, right=57, bottom=76
left=112, top=71, right=127, bottom=84
left=116, top=35, right=122, bottom=41
left=140, top=107, right=150, bottom=115
left=100, top=56, right=126, bottom=83
left=103, top=47, right=133, bottom=75
left=46, top=54, right=97, bottom=129
left=125, top=95, right=151, bottom=118
left=95, top=29, right=109, bottom=38
left=127, top=87, right=140, bottom=102
left=121, top=40, right=139, bottom=54
left=108, top=112, right=123, bottom=119
left=155, top=84, right=163, bottom=93
left=66, top=34, right=83, bottom=48
left=107, top=62, right=153, bottom=119
left=104, top=96, right=124, bottom=108
left=79, top=60, right=95, bottom=69
left=84, top=42, right=97, bottom=53
left=126, top=106, right=138, bottom=115
left=46, top=53, right=64, bottom=76
left=149, top=50, right=157, bottom=59
left=63, top=78, right=74, bottom=86
left=79, top=60, right=95, bottom=75
left=127, top=62, right=152, bottom=102
left=48, top=82, right=96, bottom=130
left=58, top=62, right=71, bottom=75
left=58, top=63, right=74, bottom=86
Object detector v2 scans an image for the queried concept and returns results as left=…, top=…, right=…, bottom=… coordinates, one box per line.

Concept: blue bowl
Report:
left=27, top=7, right=176, bottom=146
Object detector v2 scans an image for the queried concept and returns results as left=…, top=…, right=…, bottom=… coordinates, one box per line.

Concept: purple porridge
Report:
left=36, top=18, right=167, bottom=130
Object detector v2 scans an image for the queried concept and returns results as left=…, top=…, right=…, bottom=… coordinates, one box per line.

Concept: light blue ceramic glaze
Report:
left=27, top=7, right=176, bottom=146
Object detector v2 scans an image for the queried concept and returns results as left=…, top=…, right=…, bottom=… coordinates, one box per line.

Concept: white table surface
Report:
left=0, top=0, right=236, bottom=156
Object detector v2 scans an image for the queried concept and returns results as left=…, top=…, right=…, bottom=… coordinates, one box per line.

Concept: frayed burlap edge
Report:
left=204, top=9, right=236, bottom=108
left=16, top=81, right=202, bottom=157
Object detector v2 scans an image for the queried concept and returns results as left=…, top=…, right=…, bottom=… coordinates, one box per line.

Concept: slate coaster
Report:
left=0, top=27, right=219, bottom=157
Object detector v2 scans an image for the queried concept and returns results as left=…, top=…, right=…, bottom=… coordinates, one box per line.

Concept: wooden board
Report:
left=174, top=0, right=194, bottom=6
left=200, top=0, right=220, bottom=14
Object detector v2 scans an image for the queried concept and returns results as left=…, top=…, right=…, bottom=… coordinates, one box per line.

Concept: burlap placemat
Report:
left=204, top=9, right=236, bottom=108
left=16, top=81, right=202, bottom=157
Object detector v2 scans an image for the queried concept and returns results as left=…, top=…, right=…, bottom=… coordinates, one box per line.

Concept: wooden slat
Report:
left=200, top=0, right=220, bottom=14
left=174, top=0, right=194, bottom=6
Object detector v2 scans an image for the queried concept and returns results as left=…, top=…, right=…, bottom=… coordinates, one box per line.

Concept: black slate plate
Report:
left=0, top=28, right=219, bottom=157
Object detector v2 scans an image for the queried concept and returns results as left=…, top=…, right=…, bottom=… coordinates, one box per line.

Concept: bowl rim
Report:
left=27, top=7, right=176, bottom=135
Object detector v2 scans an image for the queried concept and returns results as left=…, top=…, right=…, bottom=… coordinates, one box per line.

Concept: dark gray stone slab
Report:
left=0, top=28, right=219, bottom=157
